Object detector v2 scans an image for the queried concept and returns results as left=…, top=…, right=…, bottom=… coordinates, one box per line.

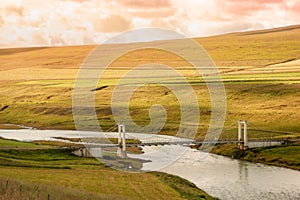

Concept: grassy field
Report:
left=0, top=138, right=214, bottom=200
left=0, top=137, right=49, bottom=149
left=0, top=25, right=299, bottom=138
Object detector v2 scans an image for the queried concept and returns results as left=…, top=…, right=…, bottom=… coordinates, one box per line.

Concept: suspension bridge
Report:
left=73, top=120, right=289, bottom=158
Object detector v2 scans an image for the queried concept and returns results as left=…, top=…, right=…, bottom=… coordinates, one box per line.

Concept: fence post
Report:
left=35, top=186, right=39, bottom=200
left=5, top=180, right=8, bottom=199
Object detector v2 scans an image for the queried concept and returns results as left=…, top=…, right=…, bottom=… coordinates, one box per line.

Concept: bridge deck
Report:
left=83, top=139, right=287, bottom=148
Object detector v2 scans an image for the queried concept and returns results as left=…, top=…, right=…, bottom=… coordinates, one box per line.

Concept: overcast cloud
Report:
left=0, top=0, right=299, bottom=48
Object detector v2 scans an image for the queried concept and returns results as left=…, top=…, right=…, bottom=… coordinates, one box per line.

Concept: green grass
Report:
left=0, top=142, right=215, bottom=199
left=211, top=144, right=300, bottom=170
left=0, top=148, right=87, bottom=169
left=0, top=138, right=48, bottom=148
left=152, top=172, right=215, bottom=200
left=0, top=149, right=76, bottom=161
left=253, top=145, right=300, bottom=168
left=0, top=168, right=216, bottom=200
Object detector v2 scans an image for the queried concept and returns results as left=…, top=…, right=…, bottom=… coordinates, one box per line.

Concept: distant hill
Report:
left=236, top=24, right=300, bottom=36
left=0, top=24, right=299, bottom=71
left=195, top=24, right=300, bottom=67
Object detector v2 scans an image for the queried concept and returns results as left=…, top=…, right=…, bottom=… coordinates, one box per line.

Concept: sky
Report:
left=0, top=0, right=299, bottom=48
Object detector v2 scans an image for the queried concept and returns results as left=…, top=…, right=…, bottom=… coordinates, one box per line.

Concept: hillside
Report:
left=197, top=24, right=300, bottom=67
left=0, top=25, right=299, bottom=139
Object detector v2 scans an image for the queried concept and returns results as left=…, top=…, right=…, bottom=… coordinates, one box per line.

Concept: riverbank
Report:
left=210, top=143, right=300, bottom=171
left=1, top=130, right=300, bottom=199
left=0, top=137, right=216, bottom=200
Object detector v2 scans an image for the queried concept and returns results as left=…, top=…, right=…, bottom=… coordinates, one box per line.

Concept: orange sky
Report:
left=0, top=0, right=299, bottom=48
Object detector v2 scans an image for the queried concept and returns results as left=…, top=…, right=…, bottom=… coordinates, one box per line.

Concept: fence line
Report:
left=0, top=178, right=113, bottom=200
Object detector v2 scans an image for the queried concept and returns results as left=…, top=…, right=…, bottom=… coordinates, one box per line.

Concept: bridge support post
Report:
left=238, top=120, right=248, bottom=150
left=117, top=123, right=127, bottom=158
left=244, top=121, right=248, bottom=149
left=238, top=120, right=242, bottom=142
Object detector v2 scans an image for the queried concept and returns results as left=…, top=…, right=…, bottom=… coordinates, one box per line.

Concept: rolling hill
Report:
left=0, top=24, right=299, bottom=139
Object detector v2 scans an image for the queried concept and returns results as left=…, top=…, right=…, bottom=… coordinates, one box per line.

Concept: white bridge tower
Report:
left=117, top=123, right=127, bottom=158
left=238, top=120, right=248, bottom=150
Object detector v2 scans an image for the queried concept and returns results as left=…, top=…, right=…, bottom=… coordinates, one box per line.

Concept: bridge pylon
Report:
left=238, top=120, right=248, bottom=150
left=117, top=123, right=127, bottom=158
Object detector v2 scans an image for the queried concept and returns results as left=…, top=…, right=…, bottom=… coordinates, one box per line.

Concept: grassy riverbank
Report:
left=211, top=143, right=300, bottom=171
left=0, top=138, right=215, bottom=200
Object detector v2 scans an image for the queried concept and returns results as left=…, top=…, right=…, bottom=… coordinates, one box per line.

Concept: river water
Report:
left=0, top=129, right=299, bottom=200
left=161, top=147, right=300, bottom=200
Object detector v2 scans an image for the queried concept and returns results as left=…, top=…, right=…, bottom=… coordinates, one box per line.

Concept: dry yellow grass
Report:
left=0, top=25, right=299, bottom=137
left=0, top=142, right=215, bottom=200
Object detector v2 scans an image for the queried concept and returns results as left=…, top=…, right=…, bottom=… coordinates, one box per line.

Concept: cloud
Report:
left=0, top=16, right=4, bottom=27
left=202, top=21, right=257, bottom=36
left=0, top=0, right=299, bottom=48
left=218, top=0, right=296, bottom=18
left=119, top=0, right=171, bottom=8
left=128, top=8, right=174, bottom=19
left=4, top=5, right=24, bottom=16
left=285, top=0, right=300, bottom=14
left=93, top=14, right=131, bottom=33
left=60, top=0, right=90, bottom=2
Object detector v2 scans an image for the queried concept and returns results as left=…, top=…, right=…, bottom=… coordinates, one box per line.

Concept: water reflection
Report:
left=238, top=161, right=249, bottom=183
left=162, top=149, right=300, bottom=200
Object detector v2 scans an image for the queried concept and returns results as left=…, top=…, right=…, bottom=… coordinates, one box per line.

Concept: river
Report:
left=0, top=129, right=299, bottom=200
left=162, top=147, right=300, bottom=200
